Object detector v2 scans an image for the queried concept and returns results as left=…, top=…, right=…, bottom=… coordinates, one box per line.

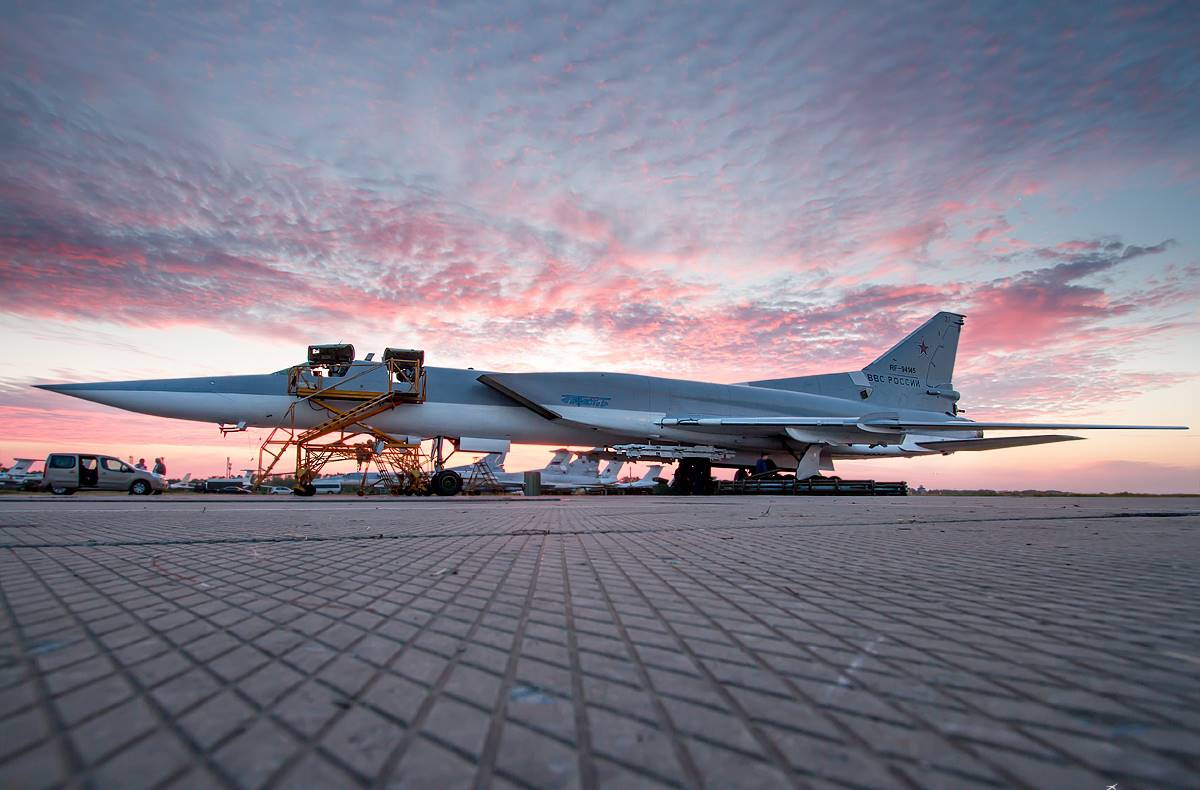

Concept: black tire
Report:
left=430, top=470, right=463, bottom=496
left=671, top=460, right=695, bottom=495
left=130, top=480, right=152, bottom=496
left=50, top=485, right=74, bottom=496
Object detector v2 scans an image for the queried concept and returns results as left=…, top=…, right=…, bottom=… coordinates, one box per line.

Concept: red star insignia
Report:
left=918, top=340, right=929, bottom=355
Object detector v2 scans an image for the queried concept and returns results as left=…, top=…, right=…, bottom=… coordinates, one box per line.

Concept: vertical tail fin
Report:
left=862, top=312, right=963, bottom=411
left=567, top=452, right=600, bottom=476
left=543, top=449, right=572, bottom=473
left=600, top=460, right=624, bottom=483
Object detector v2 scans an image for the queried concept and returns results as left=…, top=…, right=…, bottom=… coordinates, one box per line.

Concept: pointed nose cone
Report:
left=35, top=380, right=153, bottom=411
left=33, top=382, right=110, bottom=404
left=33, top=374, right=286, bottom=424
left=34, top=381, right=151, bottom=408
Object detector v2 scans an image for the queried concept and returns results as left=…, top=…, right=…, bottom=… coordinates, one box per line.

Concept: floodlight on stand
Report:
left=307, top=344, right=355, bottom=367
left=382, top=348, right=424, bottom=365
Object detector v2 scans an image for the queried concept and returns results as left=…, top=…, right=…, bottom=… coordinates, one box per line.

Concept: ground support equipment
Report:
left=251, top=347, right=463, bottom=496
left=461, top=460, right=508, bottom=495
left=718, top=477, right=908, bottom=496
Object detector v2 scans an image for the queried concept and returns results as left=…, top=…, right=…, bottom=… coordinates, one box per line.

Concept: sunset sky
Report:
left=1, top=1, right=1197, bottom=492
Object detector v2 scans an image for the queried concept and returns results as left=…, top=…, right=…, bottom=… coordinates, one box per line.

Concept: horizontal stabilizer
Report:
left=915, top=435, right=1083, bottom=452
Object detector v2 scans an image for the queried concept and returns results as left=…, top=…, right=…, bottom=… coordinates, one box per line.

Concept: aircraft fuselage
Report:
left=40, top=365, right=970, bottom=468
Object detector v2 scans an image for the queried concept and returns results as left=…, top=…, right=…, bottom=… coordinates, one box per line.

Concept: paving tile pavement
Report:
left=0, top=495, right=1197, bottom=788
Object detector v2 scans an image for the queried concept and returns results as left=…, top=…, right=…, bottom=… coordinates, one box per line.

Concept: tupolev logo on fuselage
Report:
left=561, top=394, right=611, bottom=408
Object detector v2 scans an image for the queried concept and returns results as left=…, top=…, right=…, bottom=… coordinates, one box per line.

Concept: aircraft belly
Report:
left=357, top=402, right=608, bottom=445
left=551, top=406, right=782, bottom=450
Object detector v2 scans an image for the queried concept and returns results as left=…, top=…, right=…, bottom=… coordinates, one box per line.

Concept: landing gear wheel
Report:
left=130, top=480, right=152, bottom=496
left=293, top=483, right=317, bottom=497
left=50, top=486, right=74, bottom=496
left=430, top=470, right=463, bottom=497
left=671, top=459, right=713, bottom=495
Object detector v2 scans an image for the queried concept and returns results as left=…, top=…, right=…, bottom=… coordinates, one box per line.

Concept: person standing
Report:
left=153, top=457, right=166, bottom=475
left=136, top=458, right=147, bottom=470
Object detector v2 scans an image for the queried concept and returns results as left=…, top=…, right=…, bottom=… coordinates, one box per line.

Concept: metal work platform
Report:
left=719, top=477, right=908, bottom=496
left=254, top=345, right=443, bottom=496
left=460, top=459, right=508, bottom=495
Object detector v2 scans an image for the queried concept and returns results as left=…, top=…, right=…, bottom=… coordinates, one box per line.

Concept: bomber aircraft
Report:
left=615, top=466, right=666, bottom=490
left=37, top=312, right=1187, bottom=494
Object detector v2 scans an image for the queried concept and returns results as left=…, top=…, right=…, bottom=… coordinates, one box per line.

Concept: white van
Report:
left=312, top=479, right=343, bottom=494
left=42, top=453, right=166, bottom=496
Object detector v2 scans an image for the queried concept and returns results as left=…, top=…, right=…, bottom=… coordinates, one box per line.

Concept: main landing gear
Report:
left=670, top=458, right=714, bottom=495
left=429, top=470, right=464, bottom=497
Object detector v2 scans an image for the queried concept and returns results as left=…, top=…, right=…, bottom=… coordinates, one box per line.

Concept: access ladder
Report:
left=255, top=353, right=430, bottom=495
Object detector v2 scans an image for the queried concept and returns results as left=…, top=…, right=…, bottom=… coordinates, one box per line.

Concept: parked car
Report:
left=264, top=486, right=293, bottom=495
left=42, top=453, right=166, bottom=496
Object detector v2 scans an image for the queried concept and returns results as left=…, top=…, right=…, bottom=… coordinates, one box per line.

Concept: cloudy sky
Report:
left=2, top=1, right=1197, bottom=490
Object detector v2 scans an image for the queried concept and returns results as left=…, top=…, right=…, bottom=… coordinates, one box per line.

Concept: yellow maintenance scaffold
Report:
left=252, top=344, right=445, bottom=496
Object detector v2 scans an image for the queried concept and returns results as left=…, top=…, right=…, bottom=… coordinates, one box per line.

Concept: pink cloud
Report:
left=869, top=218, right=949, bottom=256
left=970, top=217, right=1012, bottom=245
